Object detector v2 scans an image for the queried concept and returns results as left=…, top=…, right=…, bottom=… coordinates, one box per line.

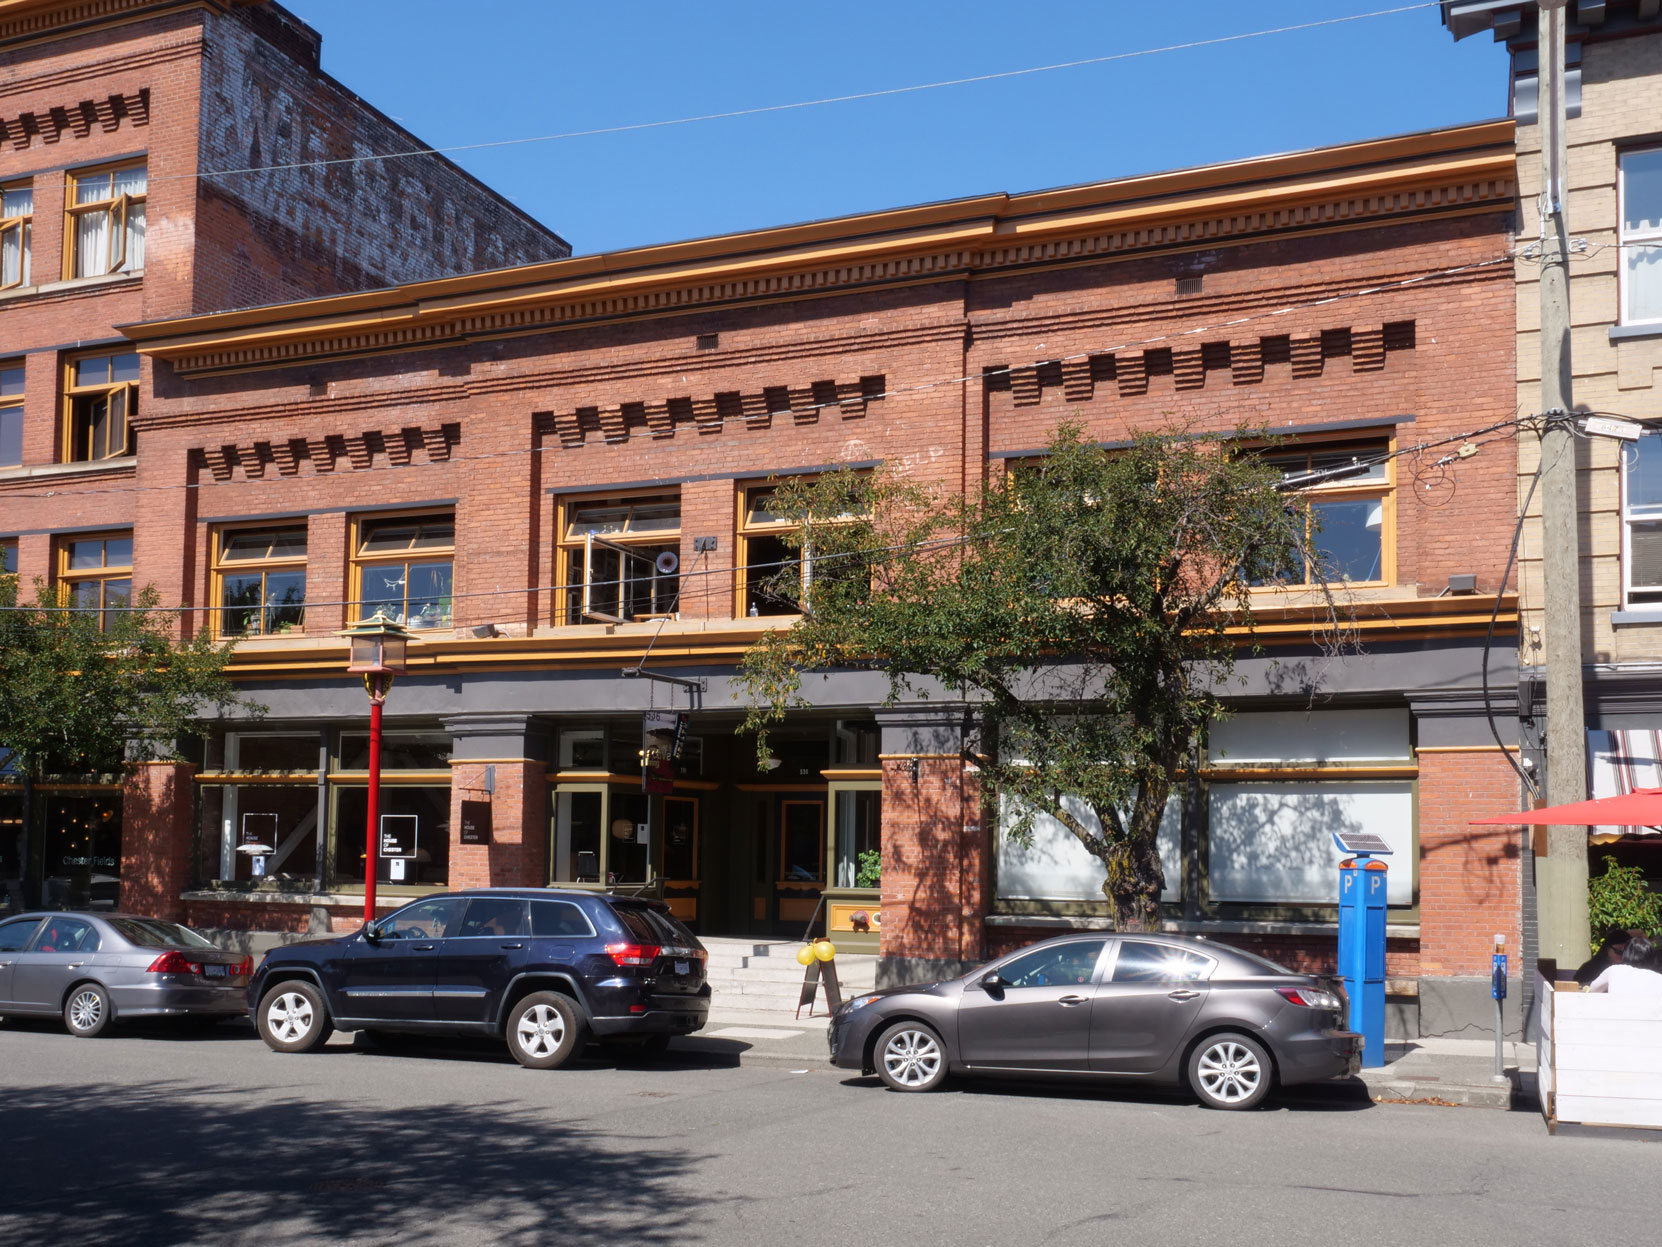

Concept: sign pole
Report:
left=364, top=680, right=383, bottom=927
left=1492, top=934, right=1509, bottom=1085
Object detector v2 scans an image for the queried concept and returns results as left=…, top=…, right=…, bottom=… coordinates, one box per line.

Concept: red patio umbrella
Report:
left=1470, top=787, right=1662, bottom=829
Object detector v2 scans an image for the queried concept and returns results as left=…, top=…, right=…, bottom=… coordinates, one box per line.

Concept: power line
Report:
left=96, top=4, right=1440, bottom=189
left=0, top=250, right=1520, bottom=505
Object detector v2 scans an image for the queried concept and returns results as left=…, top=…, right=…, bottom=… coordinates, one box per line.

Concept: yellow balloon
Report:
left=814, top=940, right=836, bottom=962
left=796, top=944, right=815, bottom=966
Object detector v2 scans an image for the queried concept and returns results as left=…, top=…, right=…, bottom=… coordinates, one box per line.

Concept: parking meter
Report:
left=1335, top=832, right=1391, bottom=1069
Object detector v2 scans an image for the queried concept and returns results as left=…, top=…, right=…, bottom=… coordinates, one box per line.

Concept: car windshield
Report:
left=106, top=918, right=216, bottom=949
left=612, top=903, right=695, bottom=947
left=1222, top=946, right=1294, bottom=976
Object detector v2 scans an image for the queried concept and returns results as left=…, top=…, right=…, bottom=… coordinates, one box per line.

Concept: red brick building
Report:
left=1, top=12, right=1529, bottom=1039
left=0, top=0, right=566, bottom=910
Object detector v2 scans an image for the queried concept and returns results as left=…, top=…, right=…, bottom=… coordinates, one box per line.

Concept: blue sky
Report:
left=280, top=1, right=1512, bottom=257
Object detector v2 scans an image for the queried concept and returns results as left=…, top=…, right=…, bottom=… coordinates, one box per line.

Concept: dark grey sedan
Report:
left=828, top=933, right=1361, bottom=1109
left=0, top=912, right=252, bottom=1037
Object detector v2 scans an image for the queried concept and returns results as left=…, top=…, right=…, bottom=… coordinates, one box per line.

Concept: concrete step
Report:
left=704, top=962, right=877, bottom=986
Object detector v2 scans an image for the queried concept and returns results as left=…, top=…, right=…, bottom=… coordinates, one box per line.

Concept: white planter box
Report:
left=1537, top=973, right=1662, bottom=1133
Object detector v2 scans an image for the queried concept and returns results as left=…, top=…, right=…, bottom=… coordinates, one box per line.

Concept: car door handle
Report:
left=499, top=943, right=524, bottom=950
left=1058, top=994, right=1089, bottom=1006
left=1167, top=989, right=1200, bottom=1001
left=66, top=962, right=83, bottom=969
left=411, top=944, right=436, bottom=951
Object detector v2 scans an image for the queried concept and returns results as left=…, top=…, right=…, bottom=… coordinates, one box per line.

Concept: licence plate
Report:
left=203, top=963, right=227, bottom=978
left=674, top=960, right=690, bottom=976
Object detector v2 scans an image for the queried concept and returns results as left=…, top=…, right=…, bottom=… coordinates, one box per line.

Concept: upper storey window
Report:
left=1252, top=440, right=1392, bottom=587
left=67, top=161, right=146, bottom=279
left=1622, top=428, right=1662, bottom=606
left=353, top=514, right=455, bottom=630
left=557, top=493, right=680, bottom=625
left=0, top=361, right=21, bottom=468
left=63, top=351, right=138, bottom=463
left=0, top=182, right=32, bottom=289
left=1621, top=147, right=1662, bottom=327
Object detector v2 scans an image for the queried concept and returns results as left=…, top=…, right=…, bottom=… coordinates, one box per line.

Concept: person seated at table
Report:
left=1574, top=925, right=1631, bottom=986
left=1586, top=935, right=1662, bottom=996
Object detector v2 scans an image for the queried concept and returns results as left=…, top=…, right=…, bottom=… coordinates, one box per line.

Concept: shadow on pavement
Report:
left=837, top=1073, right=1375, bottom=1113
left=0, top=1077, right=712, bottom=1246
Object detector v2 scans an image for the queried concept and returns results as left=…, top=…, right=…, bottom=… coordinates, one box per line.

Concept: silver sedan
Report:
left=0, top=912, right=252, bottom=1037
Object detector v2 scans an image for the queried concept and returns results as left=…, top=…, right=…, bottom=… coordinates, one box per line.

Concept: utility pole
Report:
left=1534, top=0, right=1590, bottom=969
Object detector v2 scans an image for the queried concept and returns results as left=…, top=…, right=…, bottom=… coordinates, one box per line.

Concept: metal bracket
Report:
left=620, top=668, right=707, bottom=693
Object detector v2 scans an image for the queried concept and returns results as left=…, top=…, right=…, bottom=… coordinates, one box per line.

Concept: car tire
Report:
left=1188, top=1032, right=1273, bottom=1111
left=256, top=982, right=334, bottom=1053
left=63, top=983, right=112, bottom=1038
left=874, top=1021, right=948, bottom=1092
left=506, top=991, right=586, bottom=1070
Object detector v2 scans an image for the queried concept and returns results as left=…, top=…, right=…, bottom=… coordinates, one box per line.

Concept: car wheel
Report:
left=257, top=982, right=334, bottom=1053
left=874, top=1021, right=947, bottom=1092
left=1188, top=1033, right=1273, bottom=1110
left=63, top=983, right=112, bottom=1038
left=507, top=991, right=586, bottom=1070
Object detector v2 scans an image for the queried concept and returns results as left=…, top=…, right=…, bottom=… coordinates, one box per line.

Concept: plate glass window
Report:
left=63, top=351, right=139, bottom=462
left=59, top=533, right=131, bottom=630
left=215, top=526, right=306, bottom=637
left=1623, top=428, right=1662, bottom=604
left=0, top=182, right=31, bottom=289
left=68, top=162, right=145, bottom=279
left=558, top=493, right=679, bottom=624
left=0, top=361, right=21, bottom=468
left=1621, top=147, right=1662, bottom=326
left=353, top=515, right=454, bottom=629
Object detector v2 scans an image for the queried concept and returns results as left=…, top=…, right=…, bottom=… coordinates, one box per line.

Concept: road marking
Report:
left=704, top=1026, right=807, bottom=1040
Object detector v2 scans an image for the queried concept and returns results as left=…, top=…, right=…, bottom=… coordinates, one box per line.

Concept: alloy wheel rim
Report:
left=1197, top=1041, right=1262, bottom=1103
left=69, top=990, right=102, bottom=1031
left=517, top=1004, right=566, bottom=1058
left=269, top=992, right=314, bottom=1043
left=882, top=1029, right=941, bottom=1087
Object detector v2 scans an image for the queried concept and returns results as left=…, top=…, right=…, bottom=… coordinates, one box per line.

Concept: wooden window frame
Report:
left=1620, top=427, right=1662, bottom=606
left=56, top=530, right=132, bottom=631
left=349, top=511, right=456, bottom=631
left=1, top=537, right=16, bottom=576
left=64, top=159, right=146, bottom=280
left=554, top=489, right=681, bottom=626
left=0, top=357, right=22, bottom=469
left=1619, top=145, right=1662, bottom=328
left=1250, top=434, right=1395, bottom=589
left=735, top=479, right=866, bottom=618
left=61, top=349, right=138, bottom=463
left=211, top=524, right=308, bottom=639
left=0, top=179, right=32, bottom=291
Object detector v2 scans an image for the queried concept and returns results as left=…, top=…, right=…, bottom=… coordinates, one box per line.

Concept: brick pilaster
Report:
left=120, top=761, right=197, bottom=921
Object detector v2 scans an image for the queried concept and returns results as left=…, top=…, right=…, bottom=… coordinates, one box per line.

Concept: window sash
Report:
left=67, top=164, right=145, bottom=280
left=0, top=218, right=29, bottom=290
left=1621, top=147, right=1662, bottom=325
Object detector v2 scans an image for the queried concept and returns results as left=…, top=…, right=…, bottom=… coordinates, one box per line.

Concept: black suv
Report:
left=247, top=888, right=709, bottom=1069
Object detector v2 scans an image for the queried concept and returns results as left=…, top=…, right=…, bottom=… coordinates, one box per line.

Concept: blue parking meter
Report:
left=1335, top=832, right=1391, bottom=1069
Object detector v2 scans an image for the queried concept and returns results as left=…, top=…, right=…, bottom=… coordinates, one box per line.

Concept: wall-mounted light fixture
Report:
left=906, top=757, right=920, bottom=782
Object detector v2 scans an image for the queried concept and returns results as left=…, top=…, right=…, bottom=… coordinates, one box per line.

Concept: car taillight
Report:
left=1277, top=986, right=1343, bottom=1010
left=606, top=943, right=662, bottom=967
left=147, top=951, right=203, bottom=976
left=232, top=956, right=253, bottom=977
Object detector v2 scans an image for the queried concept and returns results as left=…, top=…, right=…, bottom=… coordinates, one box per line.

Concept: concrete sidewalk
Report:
left=672, top=1007, right=1538, bottom=1111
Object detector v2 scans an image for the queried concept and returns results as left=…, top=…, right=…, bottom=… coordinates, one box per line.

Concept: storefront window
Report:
left=204, top=784, right=319, bottom=883
left=832, top=787, right=881, bottom=888
left=333, top=785, right=451, bottom=886
left=552, top=789, right=603, bottom=882
left=41, top=790, right=121, bottom=909
left=338, top=731, right=451, bottom=771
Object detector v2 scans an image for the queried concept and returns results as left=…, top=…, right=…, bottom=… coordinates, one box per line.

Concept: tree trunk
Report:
left=1099, top=778, right=1171, bottom=933
left=18, top=769, right=34, bottom=910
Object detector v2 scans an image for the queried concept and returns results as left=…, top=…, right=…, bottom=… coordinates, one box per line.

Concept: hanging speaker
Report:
left=655, top=551, right=679, bottom=574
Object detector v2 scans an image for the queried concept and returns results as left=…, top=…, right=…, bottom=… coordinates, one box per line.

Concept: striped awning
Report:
left=1588, top=729, right=1662, bottom=843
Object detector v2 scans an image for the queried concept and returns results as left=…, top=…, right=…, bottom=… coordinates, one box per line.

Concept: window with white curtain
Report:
left=997, top=794, right=1181, bottom=902
left=1623, top=428, right=1662, bottom=605
left=68, top=161, right=146, bottom=279
left=1207, top=781, right=1413, bottom=906
left=1621, top=146, right=1662, bottom=326
left=0, top=183, right=31, bottom=290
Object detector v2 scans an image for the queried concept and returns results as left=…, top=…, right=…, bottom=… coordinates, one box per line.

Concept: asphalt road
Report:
left=0, top=1018, right=1656, bottom=1247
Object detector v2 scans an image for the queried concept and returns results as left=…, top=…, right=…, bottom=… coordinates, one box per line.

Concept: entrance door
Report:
left=774, top=798, right=825, bottom=935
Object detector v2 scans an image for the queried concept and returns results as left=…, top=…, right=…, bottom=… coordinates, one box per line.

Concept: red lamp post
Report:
left=342, top=613, right=413, bottom=927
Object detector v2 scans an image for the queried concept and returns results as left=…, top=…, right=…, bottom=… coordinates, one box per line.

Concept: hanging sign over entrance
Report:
left=641, top=711, right=687, bottom=795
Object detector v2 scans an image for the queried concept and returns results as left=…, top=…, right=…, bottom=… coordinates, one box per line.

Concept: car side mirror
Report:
left=980, top=972, right=1005, bottom=992
left=364, top=923, right=382, bottom=942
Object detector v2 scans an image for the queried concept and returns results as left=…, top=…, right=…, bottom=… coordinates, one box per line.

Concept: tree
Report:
left=739, top=423, right=1343, bottom=932
left=0, top=576, right=255, bottom=905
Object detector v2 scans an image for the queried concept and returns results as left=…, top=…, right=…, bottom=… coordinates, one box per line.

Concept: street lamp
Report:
left=341, top=612, right=413, bottom=927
